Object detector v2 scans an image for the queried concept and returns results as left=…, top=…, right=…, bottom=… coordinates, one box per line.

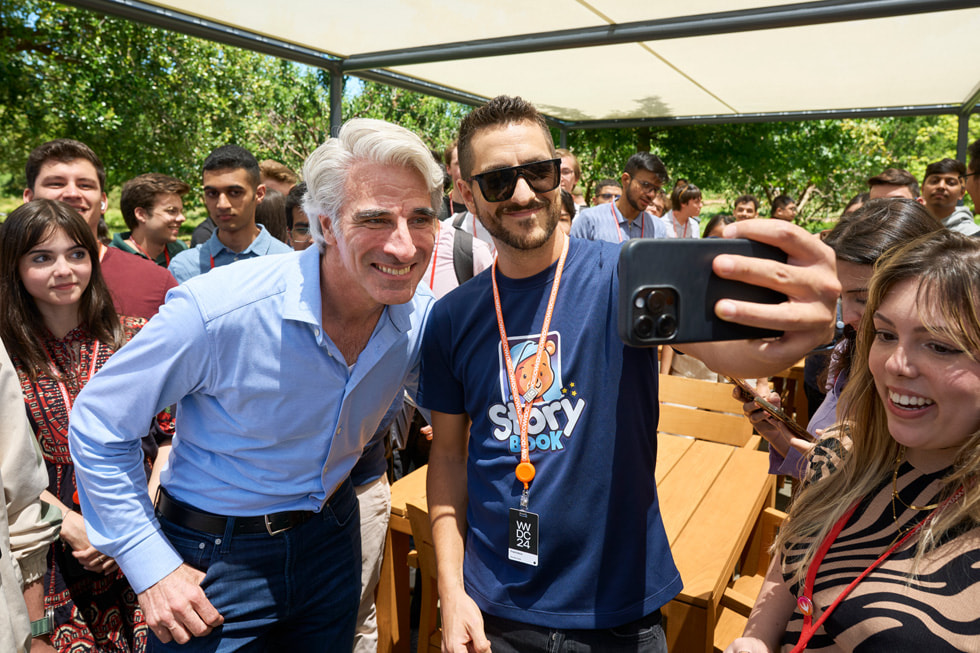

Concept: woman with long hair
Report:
left=740, top=199, right=941, bottom=478
left=0, top=199, right=172, bottom=652
left=727, top=229, right=980, bottom=651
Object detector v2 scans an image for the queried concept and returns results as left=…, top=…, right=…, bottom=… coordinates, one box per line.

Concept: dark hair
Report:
left=203, top=145, right=261, bottom=187
left=258, top=159, right=299, bottom=187
left=824, top=198, right=942, bottom=265
left=254, top=190, right=288, bottom=242
left=734, top=194, right=759, bottom=210
left=120, top=173, right=190, bottom=230
left=923, top=157, right=966, bottom=181
left=670, top=182, right=702, bottom=212
left=703, top=213, right=734, bottom=238
left=624, top=152, right=668, bottom=185
left=560, top=189, right=576, bottom=218
left=0, top=200, right=122, bottom=381
left=25, top=139, right=106, bottom=192
left=821, top=198, right=942, bottom=383
left=457, top=96, right=554, bottom=179
left=285, top=182, right=307, bottom=229
left=443, top=139, right=458, bottom=167
left=594, top=178, right=621, bottom=192
left=868, top=168, right=919, bottom=197
left=968, top=139, right=980, bottom=174
left=842, top=191, right=870, bottom=217
left=771, top=194, right=795, bottom=214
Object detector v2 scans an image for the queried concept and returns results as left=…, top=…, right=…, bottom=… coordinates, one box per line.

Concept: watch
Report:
left=30, top=608, right=53, bottom=637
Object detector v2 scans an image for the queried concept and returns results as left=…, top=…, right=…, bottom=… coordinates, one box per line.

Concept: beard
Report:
left=476, top=194, right=561, bottom=251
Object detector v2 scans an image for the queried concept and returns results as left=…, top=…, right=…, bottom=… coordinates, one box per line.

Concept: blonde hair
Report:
left=777, top=230, right=980, bottom=586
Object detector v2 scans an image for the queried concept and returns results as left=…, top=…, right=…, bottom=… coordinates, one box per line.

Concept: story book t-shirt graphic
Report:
left=489, top=331, right=587, bottom=453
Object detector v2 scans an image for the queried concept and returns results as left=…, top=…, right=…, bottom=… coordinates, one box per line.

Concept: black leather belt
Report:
left=155, top=489, right=315, bottom=536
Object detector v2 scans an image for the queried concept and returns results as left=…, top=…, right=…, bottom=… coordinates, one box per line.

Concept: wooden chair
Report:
left=658, top=374, right=760, bottom=449
left=712, top=507, right=787, bottom=652
left=405, top=501, right=441, bottom=653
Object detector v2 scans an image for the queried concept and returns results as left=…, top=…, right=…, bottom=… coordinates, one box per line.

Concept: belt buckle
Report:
left=264, top=514, right=290, bottom=537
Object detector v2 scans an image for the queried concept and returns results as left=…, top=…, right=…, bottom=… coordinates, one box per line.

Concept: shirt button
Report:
left=314, top=328, right=320, bottom=337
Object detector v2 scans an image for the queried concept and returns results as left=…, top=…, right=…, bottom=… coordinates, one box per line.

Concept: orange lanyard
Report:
left=793, top=484, right=964, bottom=652
left=130, top=238, right=170, bottom=265
left=491, top=235, right=569, bottom=507
left=609, top=203, right=643, bottom=242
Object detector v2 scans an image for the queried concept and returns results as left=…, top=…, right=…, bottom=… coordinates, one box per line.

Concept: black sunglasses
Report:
left=468, top=158, right=561, bottom=202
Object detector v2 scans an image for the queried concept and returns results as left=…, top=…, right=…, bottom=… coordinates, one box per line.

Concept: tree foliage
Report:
left=2, top=0, right=975, bottom=227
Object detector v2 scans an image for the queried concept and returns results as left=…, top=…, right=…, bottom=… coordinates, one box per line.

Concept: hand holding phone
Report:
left=729, top=377, right=814, bottom=442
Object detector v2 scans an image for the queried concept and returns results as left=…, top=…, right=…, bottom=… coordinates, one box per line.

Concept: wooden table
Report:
left=377, top=438, right=774, bottom=653
left=657, top=435, right=775, bottom=653
left=377, top=465, right=428, bottom=653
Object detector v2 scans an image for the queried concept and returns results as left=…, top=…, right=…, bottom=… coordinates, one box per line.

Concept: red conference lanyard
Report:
left=792, top=485, right=965, bottom=652
left=428, top=223, right=441, bottom=291
left=675, top=216, right=689, bottom=239
left=129, top=238, right=170, bottom=265
left=608, top=203, right=644, bottom=242
left=491, top=234, right=569, bottom=509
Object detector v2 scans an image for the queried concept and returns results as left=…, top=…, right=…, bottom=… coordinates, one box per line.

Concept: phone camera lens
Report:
left=645, top=290, right=665, bottom=313
left=633, top=315, right=654, bottom=339
left=656, top=314, right=677, bottom=339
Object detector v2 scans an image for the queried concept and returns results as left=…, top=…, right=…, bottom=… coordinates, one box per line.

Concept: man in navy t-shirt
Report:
left=419, top=95, right=840, bottom=653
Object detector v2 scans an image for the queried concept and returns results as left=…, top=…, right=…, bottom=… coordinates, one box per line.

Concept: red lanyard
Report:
left=129, top=238, right=170, bottom=265
left=674, top=215, right=689, bottom=239
left=792, top=484, right=965, bottom=652
left=429, top=224, right=441, bottom=291
left=491, top=235, right=569, bottom=505
left=609, top=203, right=644, bottom=242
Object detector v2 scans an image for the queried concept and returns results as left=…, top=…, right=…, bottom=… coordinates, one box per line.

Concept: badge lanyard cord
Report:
left=491, top=235, right=569, bottom=510
left=792, top=485, right=964, bottom=652
left=428, top=223, right=441, bottom=291
left=608, top=203, right=644, bottom=243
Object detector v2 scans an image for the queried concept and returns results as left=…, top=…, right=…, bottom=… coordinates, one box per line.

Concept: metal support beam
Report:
left=559, top=129, right=568, bottom=149
left=330, top=74, right=343, bottom=137
left=59, top=0, right=342, bottom=73
left=958, top=113, right=971, bottom=163
left=566, top=104, right=975, bottom=130
left=343, top=0, right=978, bottom=71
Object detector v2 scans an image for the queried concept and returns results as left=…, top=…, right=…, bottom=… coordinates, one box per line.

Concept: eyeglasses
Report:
left=290, top=225, right=311, bottom=240
left=468, top=158, right=561, bottom=202
left=596, top=193, right=620, bottom=201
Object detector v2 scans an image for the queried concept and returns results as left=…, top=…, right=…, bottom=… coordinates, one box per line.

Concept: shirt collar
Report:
left=205, top=223, right=276, bottom=257
left=281, top=246, right=416, bottom=334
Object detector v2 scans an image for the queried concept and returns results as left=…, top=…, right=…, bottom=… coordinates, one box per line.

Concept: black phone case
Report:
left=618, top=238, right=788, bottom=346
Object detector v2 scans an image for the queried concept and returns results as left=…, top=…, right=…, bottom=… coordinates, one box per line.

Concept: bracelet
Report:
left=30, top=607, right=54, bottom=637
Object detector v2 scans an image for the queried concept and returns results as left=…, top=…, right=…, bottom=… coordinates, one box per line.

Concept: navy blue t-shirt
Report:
left=419, top=237, right=682, bottom=629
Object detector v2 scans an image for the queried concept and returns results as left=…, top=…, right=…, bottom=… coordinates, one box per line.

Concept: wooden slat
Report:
left=658, top=374, right=742, bottom=413
left=390, top=464, right=428, bottom=518
left=656, top=433, right=694, bottom=483
left=659, top=404, right=755, bottom=447
left=670, top=447, right=774, bottom=607
left=657, top=440, right=732, bottom=544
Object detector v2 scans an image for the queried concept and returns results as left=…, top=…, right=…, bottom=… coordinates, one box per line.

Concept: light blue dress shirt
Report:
left=167, top=223, right=292, bottom=283
left=68, top=246, right=434, bottom=593
left=570, top=203, right=667, bottom=243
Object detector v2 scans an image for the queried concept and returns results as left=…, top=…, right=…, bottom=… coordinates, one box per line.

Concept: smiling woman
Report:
left=726, top=230, right=980, bottom=653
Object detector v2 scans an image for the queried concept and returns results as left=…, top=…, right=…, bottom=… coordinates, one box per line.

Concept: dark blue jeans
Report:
left=151, top=479, right=360, bottom=652
left=482, top=609, right=667, bottom=653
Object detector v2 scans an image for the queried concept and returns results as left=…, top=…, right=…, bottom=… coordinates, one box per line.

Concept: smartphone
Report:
left=618, top=238, right=787, bottom=346
left=729, top=377, right=815, bottom=442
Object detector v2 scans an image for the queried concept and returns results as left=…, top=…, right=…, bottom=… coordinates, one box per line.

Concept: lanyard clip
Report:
left=520, top=487, right=529, bottom=510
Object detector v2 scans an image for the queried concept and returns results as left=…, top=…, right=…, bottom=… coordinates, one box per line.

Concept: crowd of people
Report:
left=0, top=92, right=978, bottom=653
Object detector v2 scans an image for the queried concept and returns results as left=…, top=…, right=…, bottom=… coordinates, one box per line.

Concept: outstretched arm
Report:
left=681, top=219, right=839, bottom=378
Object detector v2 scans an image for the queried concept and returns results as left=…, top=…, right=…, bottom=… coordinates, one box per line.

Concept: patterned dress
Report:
left=780, top=441, right=980, bottom=651
left=14, top=318, right=173, bottom=652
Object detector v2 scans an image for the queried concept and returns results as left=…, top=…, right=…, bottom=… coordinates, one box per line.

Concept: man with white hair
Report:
left=67, top=118, right=442, bottom=650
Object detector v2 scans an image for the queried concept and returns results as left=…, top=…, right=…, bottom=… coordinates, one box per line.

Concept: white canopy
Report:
left=64, top=0, right=980, bottom=136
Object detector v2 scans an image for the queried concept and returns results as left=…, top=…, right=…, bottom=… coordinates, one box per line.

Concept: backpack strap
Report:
left=452, top=227, right=475, bottom=286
